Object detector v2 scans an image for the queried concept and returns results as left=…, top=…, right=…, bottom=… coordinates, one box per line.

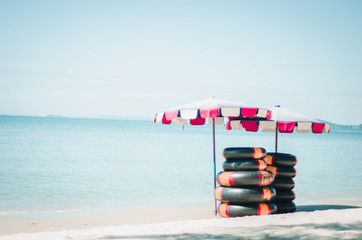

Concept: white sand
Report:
left=1, top=205, right=362, bottom=240
left=0, top=205, right=216, bottom=236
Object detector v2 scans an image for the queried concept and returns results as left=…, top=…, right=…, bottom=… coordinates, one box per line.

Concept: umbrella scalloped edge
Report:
left=154, top=107, right=271, bottom=125
left=226, top=120, right=331, bottom=133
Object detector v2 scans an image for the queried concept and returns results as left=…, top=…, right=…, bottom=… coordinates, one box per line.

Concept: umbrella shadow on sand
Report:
left=296, top=204, right=361, bottom=212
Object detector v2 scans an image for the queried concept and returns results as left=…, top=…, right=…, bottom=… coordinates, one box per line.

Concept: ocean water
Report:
left=0, top=115, right=361, bottom=219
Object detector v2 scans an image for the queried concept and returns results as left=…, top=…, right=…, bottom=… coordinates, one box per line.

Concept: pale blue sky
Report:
left=0, top=0, right=361, bottom=124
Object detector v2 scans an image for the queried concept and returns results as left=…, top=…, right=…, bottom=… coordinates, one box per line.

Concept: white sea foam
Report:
left=1, top=208, right=362, bottom=240
left=0, top=208, right=86, bottom=217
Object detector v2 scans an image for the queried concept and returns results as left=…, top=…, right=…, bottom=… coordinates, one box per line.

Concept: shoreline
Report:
left=1, top=203, right=361, bottom=239
left=0, top=204, right=216, bottom=236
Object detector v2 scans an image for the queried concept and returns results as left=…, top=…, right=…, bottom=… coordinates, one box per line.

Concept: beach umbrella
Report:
left=226, top=105, right=331, bottom=152
left=154, top=97, right=271, bottom=214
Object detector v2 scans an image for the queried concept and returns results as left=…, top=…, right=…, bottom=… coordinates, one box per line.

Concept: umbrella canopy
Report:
left=226, top=105, right=331, bottom=152
left=154, top=97, right=271, bottom=214
left=154, top=97, right=270, bottom=125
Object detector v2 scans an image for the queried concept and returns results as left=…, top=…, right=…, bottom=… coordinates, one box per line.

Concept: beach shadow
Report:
left=103, top=234, right=250, bottom=240
left=296, top=204, right=361, bottom=212
left=101, top=221, right=362, bottom=239
left=97, top=205, right=362, bottom=240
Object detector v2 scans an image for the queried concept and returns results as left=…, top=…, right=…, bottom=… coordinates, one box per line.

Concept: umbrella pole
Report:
left=275, top=121, right=278, bottom=153
left=212, top=118, right=217, bottom=215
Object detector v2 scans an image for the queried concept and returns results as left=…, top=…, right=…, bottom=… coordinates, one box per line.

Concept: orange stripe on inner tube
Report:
left=218, top=172, right=234, bottom=186
left=214, top=187, right=223, bottom=201
left=261, top=188, right=273, bottom=201
left=258, top=171, right=274, bottom=186
left=265, top=155, right=274, bottom=165
left=266, top=166, right=278, bottom=177
left=257, top=203, right=270, bottom=215
left=253, top=148, right=264, bottom=159
left=258, top=160, right=267, bottom=170
left=219, top=203, right=229, bottom=217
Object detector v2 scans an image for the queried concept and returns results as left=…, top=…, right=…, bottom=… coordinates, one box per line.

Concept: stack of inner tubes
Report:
left=265, top=152, right=298, bottom=213
left=216, top=147, right=277, bottom=217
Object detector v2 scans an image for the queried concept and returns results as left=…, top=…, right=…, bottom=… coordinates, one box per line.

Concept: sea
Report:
left=0, top=115, right=361, bottom=219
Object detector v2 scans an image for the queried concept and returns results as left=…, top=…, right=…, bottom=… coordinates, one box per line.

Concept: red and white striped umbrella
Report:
left=154, top=97, right=270, bottom=125
left=226, top=105, right=331, bottom=152
left=154, top=97, right=271, bottom=214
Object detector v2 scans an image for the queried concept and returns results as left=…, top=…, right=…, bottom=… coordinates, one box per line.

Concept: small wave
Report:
left=0, top=208, right=87, bottom=216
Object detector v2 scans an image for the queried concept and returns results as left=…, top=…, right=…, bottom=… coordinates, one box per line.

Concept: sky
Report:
left=0, top=0, right=361, bottom=125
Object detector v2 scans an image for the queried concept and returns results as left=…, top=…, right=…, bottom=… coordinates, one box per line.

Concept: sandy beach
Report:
left=1, top=204, right=362, bottom=240
left=0, top=204, right=215, bottom=236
